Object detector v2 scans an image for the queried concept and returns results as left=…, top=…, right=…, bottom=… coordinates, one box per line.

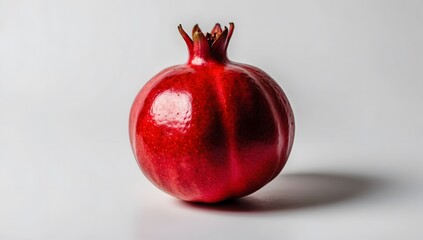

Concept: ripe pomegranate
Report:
left=129, top=23, right=295, bottom=203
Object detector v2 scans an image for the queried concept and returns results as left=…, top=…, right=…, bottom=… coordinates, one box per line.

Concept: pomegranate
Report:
left=129, top=23, right=295, bottom=203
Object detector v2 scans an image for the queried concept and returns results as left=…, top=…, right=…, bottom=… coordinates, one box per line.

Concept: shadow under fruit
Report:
left=129, top=23, right=295, bottom=203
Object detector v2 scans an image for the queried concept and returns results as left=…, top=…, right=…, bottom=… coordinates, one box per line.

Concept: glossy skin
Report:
left=129, top=24, right=294, bottom=203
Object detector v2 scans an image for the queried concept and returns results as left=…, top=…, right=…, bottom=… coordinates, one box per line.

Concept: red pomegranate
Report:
left=129, top=23, right=295, bottom=203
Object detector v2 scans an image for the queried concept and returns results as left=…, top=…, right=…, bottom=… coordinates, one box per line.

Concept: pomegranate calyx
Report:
left=178, top=23, right=234, bottom=65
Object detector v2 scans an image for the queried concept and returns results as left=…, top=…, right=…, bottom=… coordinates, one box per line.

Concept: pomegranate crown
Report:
left=178, top=23, right=234, bottom=65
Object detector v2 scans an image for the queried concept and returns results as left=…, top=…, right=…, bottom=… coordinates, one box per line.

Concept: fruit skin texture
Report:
left=129, top=23, right=294, bottom=203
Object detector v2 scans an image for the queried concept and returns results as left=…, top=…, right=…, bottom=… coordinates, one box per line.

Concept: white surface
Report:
left=1, top=0, right=422, bottom=239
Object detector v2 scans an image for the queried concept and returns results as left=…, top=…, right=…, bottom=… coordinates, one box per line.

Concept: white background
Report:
left=1, top=0, right=422, bottom=239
